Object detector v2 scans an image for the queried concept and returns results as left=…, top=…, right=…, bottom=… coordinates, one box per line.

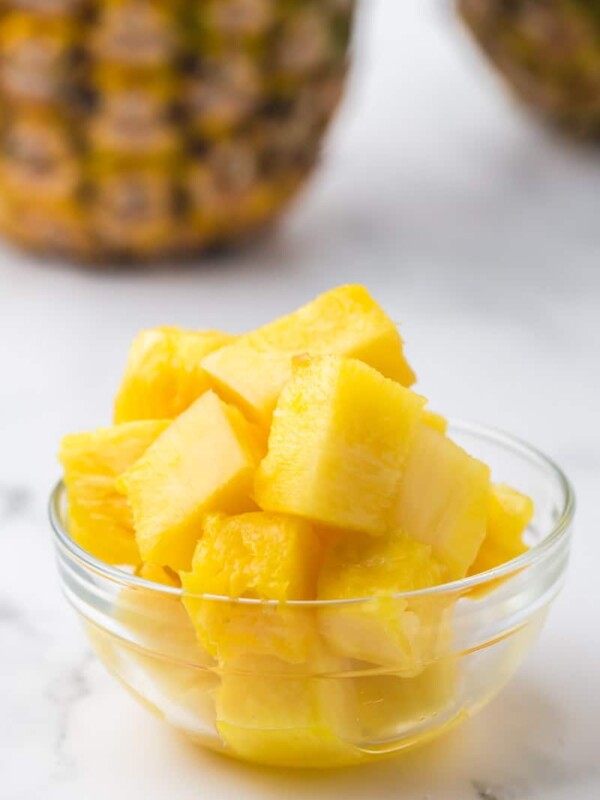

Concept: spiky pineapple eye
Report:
left=93, top=4, right=178, bottom=65
left=2, top=118, right=76, bottom=198
left=210, top=142, right=259, bottom=193
left=205, top=0, right=274, bottom=37
left=186, top=56, right=262, bottom=131
left=9, top=0, right=81, bottom=14
left=0, top=36, right=63, bottom=101
left=276, top=10, right=333, bottom=75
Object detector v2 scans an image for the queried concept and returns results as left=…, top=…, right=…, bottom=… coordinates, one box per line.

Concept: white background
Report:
left=1, top=2, right=599, bottom=798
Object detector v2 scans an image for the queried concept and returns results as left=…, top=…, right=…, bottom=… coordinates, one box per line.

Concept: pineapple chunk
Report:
left=469, top=483, right=533, bottom=575
left=255, top=355, right=426, bottom=536
left=96, top=583, right=218, bottom=737
left=355, top=658, right=458, bottom=741
left=317, top=531, right=447, bottom=671
left=422, top=409, right=448, bottom=434
left=393, top=425, right=490, bottom=579
left=216, top=653, right=360, bottom=767
left=182, top=512, right=321, bottom=601
left=202, top=285, right=416, bottom=426
left=114, top=326, right=233, bottom=423
left=117, top=391, right=265, bottom=572
left=59, top=420, right=169, bottom=566
left=181, top=512, right=321, bottom=663
left=116, top=583, right=208, bottom=667
left=137, top=562, right=181, bottom=588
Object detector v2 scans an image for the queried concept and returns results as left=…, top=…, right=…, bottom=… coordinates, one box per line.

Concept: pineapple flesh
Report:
left=318, top=530, right=448, bottom=672
left=0, top=0, right=355, bottom=260
left=59, top=419, right=169, bottom=565
left=469, top=482, right=533, bottom=575
left=116, top=391, right=265, bottom=571
left=202, top=284, right=416, bottom=427
left=255, top=354, right=426, bottom=535
left=181, top=511, right=321, bottom=662
left=215, top=652, right=360, bottom=767
left=113, top=326, right=233, bottom=423
left=56, top=285, right=541, bottom=769
left=459, top=0, right=600, bottom=138
left=392, top=424, right=490, bottom=579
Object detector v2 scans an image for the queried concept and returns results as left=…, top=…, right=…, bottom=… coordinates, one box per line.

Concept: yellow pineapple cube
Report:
left=182, top=511, right=321, bottom=601
left=116, top=584, right=208, bottom=667
left=255, top=355, right=426, bottom=536
left=91, top=582, right=217, bottom=737
left=355, top=658, right=458, bottom=740
left=59, top=420, right=169, bottom=566
left=216, top=653, right=360, bottom=767
left=422, top=409, right=448, bottom=434
left=469, top=483, right=533, bottom=575
left=181, top=512, right=321, bottom=663
left=202, top=285, right=416, bottom=426
left=117, top=391, right=265, bottom=572
left=317, top=531, right=447, bottom=671
left=114, top=326, right=233, bottom=423
left=137, top=562, right=181, bottom=587
left=393, top=425, right=490, bottom=579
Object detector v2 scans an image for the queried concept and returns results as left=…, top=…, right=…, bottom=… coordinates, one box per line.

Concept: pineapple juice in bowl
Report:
left=51, top=286, right=574, bottom=768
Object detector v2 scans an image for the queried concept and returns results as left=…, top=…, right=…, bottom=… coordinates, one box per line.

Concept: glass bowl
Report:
left=50, top=420, right=574, bottom=769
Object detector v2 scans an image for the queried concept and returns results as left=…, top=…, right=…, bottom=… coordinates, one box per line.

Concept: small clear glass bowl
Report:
left=50, top=421, right=574, bottom=769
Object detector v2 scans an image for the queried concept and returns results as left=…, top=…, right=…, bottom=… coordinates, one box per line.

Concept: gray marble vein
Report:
left=0, top=597, right=38, bottom=640
left=47, top=651, right=94, bottom=778
left=471, top=780, right=519, bottom=800
left=0, top=485, right=32, bottom=522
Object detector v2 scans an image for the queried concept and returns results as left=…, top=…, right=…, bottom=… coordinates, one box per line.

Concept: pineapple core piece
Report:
left=255, top=355, right=426, bottom=536
left=59, top=420, right=169, bottom=566
left=216, top=653, right=359, bottom=768
left=393, top=425, right=490, bottom=579
left=317, top=531, right=447, bottom=671
left=117, top=391, right=264, bottom=572
left=114, top=326, right=233, bottom=423
left=469, top=483, right=533, bottom=575
left=201, top=284, right=416, bottom=426
left=181, top=512, right=321, bottom=663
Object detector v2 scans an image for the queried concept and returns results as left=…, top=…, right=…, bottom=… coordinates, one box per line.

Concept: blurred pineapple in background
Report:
left=0, top=0, right=354, bottom=261
left=459, top=0, right=600, bottom=138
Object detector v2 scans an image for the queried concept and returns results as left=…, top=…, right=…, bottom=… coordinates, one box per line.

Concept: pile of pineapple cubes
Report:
left=60, top=285, right=534, bottom=765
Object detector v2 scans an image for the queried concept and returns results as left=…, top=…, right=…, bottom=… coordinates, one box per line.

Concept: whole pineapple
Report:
left=0, top=0, right=354, bottom=261
left=459, top=0, right=600, bottom=138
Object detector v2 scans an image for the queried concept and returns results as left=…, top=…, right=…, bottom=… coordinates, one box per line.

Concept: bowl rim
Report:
left=49, top=418, right=575, bottom=606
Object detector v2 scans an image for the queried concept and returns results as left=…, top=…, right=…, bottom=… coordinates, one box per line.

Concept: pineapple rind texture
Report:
left=459, top=0, right=600, bottom=138
left=0, top=0, right=355, bottom=260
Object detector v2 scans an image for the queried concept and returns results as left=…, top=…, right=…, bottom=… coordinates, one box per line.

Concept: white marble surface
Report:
left=1, top=2, right=599, bottom=798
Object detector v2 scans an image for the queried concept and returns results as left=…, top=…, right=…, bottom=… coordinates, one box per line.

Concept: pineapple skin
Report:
left=459, top=0, right=600, bottom=138
left=0, top=0, right=355, bottom=261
